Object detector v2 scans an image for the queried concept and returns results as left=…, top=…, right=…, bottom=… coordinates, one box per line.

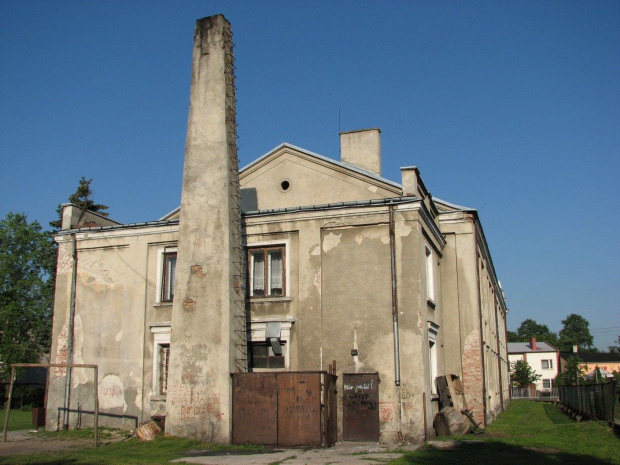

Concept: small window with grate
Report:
left=158, top=343, right=170, bottom=395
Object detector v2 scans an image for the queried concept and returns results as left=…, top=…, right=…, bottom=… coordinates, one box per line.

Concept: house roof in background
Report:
left=559, top=352, right=620, bottom=363
left=508, top=342, right=558, bottom=353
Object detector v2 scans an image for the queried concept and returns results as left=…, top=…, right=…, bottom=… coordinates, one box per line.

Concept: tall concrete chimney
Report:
left=340, top=128, right=382, bottom=176
left=165, top=15, right=244, bottom=442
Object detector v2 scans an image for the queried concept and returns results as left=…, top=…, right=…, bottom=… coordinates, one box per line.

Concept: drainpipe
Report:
left=389, top=205, right=401, bottom=386
left=63, top=233, right=78, bottom=429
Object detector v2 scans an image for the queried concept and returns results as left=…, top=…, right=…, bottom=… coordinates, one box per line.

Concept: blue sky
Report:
left=1, top=1, right=618, bottom=349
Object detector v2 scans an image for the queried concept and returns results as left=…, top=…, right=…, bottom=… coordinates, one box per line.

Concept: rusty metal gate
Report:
left=232, top=371, right=337, bottom=447
left=343, top=373, right=379, bottom=442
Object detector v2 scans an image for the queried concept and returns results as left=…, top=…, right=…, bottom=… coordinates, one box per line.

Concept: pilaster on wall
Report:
left=165, top=15, right=244, bottom=442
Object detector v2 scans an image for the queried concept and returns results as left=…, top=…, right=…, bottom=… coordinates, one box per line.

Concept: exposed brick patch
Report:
left=462, top=329, right=484, bottom=425
left=56, top=242, right=72, bottom=274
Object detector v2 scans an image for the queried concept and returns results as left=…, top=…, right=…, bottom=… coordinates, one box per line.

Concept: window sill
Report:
left=250, top=296, right=292, bottom=304
left=150, top=395, right=166, bottom=402
left=154, top=303, right=173, bottom=308
left=251, top=368, right=289, bottom=372
left=427, top=298, right=436, bottom=309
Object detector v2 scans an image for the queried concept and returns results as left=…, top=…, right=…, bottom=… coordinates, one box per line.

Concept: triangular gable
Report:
left=160, top=143, right=403, bottom=219
left=240, top=143, right=401, bottom=212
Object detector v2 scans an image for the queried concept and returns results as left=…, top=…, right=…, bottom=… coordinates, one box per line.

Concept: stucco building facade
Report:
left=46, top=15, right=509, bottom=443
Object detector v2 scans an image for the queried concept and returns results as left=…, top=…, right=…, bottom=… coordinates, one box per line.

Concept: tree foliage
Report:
left=509, top=318, right=558, bottom=346
left=608, top=336, right=620, bottom=356
left=50, top=177, right=109, bottom=229
left=556, top=355, right=585, bottom=385
left=510, top=359, right=541, bottom=388
left=0, top=213, right=56, bottom=375
left=558, top=314, right=594, bottom=352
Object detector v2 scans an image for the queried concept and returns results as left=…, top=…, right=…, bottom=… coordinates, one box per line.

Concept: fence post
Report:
left=2, top=367, right=16, bottom=442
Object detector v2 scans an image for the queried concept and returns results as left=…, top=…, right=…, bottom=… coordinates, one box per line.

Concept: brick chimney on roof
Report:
left=530, top=337, right=537, bottom=350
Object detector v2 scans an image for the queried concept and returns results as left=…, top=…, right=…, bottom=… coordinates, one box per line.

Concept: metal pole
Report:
left=2, top=367, right=16, bottom=442
left=63, top=233, right=78, bottom=429
left=94, top=365, right=99, bottom=447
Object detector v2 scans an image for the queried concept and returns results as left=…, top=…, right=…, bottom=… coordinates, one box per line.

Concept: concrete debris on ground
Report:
left=432, top=406, right=471, bottom=436
left=135, top=421, right=162, bottom=441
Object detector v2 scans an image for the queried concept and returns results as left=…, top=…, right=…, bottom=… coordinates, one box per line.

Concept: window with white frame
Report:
left=161, top=251, right=177, bottom=302
left=425, top=245, right=435, bottom=304
left=150, top=325, right=171, bottom=397
left=541, top=359, right=553, bottom=370
left=249, top=319, right=294, bottom=371
left=249, top=246, right=285, bottom=297
left=428, top=322, right=439, bottom=394
left=542, top=379, right=553, bottom=389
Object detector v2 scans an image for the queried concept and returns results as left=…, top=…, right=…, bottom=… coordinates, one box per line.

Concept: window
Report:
left=158, top=344, right=170, bottom=395
left=541, top=359, right=553, bottom=370
left=251, top=342, right=286, bottom=369
left=425, top=245, right=435, bottom=304
left=150, top=325, right=171, bottom=397
left=249, top=319, right=294, bottom=371
left=428, top=322, right=439, bottom=394
left=161, top=252, right=177, bottom=302
left=249, top=246, right=285, bottom=297
left=542, top=379, right=553, bottom=389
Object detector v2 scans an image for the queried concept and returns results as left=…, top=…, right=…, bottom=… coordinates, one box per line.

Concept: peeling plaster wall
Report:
left=47, top=230, right=157, bottom=431
left=243, top=196, right=446, bottom=444
left=439, top=212, right=509, bottom=426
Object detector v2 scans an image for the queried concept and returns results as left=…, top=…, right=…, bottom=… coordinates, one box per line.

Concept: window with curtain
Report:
left=249, top=246, right=285, bottom=297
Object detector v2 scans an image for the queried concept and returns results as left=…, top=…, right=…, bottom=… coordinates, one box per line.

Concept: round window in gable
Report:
left=280, top=180, right=291, bottom=192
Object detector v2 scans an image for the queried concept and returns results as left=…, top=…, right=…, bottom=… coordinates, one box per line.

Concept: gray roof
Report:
left=508, top=342, right=558, bottom=353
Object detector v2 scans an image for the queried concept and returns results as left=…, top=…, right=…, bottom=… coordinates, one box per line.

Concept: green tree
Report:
left=556, top=355, right=585, bottom=385
left=50, top=177, right=109, bottom=229
left=558, top=314, right=594, bottom=352
left=512, top=318, right=559, bottom=346
left=510, top=359, right=541, bottom=388
left=608, top=336, right=620, bottom=356
left=0, top=213, right=56, bottom=376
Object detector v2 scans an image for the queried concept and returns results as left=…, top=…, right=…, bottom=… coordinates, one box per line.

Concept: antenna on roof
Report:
left=338, top=107, right=341, bottom=157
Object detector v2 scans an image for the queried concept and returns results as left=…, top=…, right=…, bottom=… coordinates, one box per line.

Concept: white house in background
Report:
left=508, top=338, right=559, bottom=392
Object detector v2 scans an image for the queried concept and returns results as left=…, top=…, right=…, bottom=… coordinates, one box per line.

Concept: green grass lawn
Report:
left=2, top=401, right=619, bottom=464
left=0, top=408, right=34, bottom=432
left=1, top=433, right=267, bottom=465
left=390, top=400, right=620, bottom=465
